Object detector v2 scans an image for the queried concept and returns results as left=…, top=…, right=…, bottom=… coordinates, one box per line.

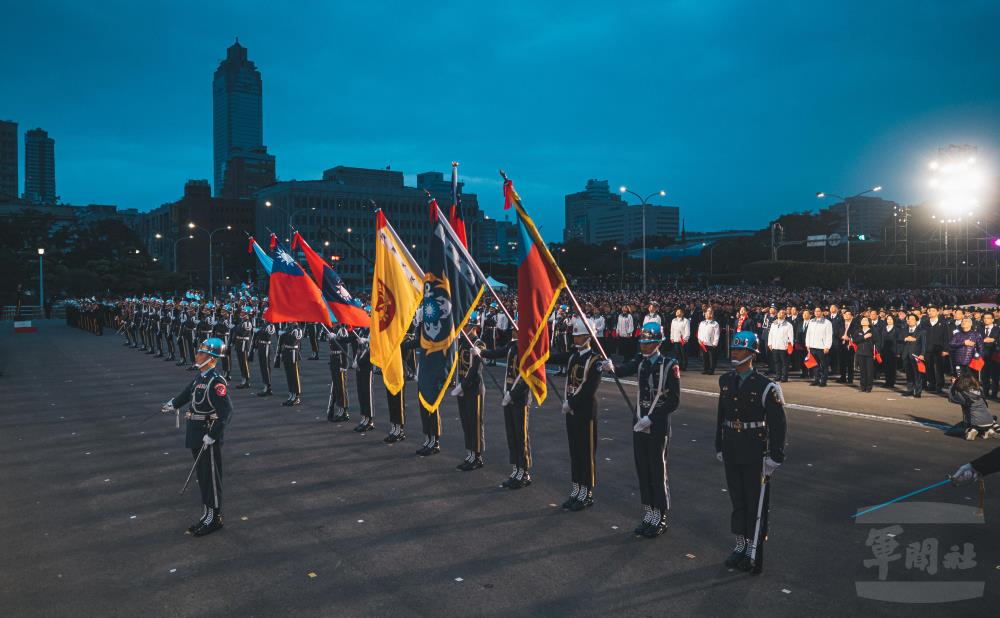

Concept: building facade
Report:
left=131, top=180, right=255, bottom=290
left=0, top=120, right=17, bottom=199
left=24, top=128, right=55, bottom=205
left=823, top=196, right=899, bottom=241
left=220, top=146, right=275, bottom=199
left=564, top=179, right=679, bottom=246
left=213, top=39, right=266, bottom=197
left=254, top=166, right=486, bottom=291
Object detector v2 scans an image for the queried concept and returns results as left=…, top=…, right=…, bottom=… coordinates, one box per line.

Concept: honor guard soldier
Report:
left=232, top=305, right=254, bottom=389
left=715, top=331, right=787, bottom=574
left=175, top=301, right=190, bottom=365
left=195, top=303, right=215, bottom=369
left=551, top=318, right=606, bottom=511
left=604, top=322, right=680, bottom=537
left=163, top=300, right=178, bottom=361
left=485, top=340, right=533, bottom=488
left=184, top=302, right=201, bottom=368
left=351, top=326, right=376, bottom=432
left=253, top=304, right=276, bottom=396
left=160, top=337, right=234, bottom=537
left=306, top=322, right=321, bottom=361
left=452, top=315, right=487, bottom=470
left=212, top=304, right=234, bottom=380
left=277, top=322, right=303, bottom=406
left=327, top=326, right=351, bottom=422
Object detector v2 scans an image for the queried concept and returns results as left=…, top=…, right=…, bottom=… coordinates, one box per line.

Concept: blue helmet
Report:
left=222, top=303, right=232, bottom=312
left=730, top=331, right=759, bottom=353
left=469, top=310, right=480, bottom=324
left=242, top=305, right=253, bottom=313
left=197, top=337, right=227, bottom=358
left=639, top=322, right=664, bottom=344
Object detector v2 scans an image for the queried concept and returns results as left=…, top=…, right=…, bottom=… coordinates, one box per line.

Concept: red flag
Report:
left=874, top=348, right=883, bottom=364
left=698, top=340, right=708, bottom=353
left=505, top=174, right=566, bottom=404
left=848, top=339, right=857, bottom=352
left=292, top=232, right=370, bottom=327
left=804, top=352, right=818, bottom=369
left=970, top=355, right=985, bottom=372
left=913, top=355, right=926, bottom=374
left=786, top=342, right=793, bottom=355
left=448, top=162, right=468, bottom=248
left=269, top=233, right=277, bottom=251
left=263, top=243, right=332, bottom=327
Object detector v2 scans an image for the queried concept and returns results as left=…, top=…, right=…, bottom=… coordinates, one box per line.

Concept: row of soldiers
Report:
left=138, top=292, right=787, bottom=574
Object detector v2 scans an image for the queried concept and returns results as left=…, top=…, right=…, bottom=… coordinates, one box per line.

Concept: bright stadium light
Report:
left=928, top=146, right=988, bottom=215
left=992, top=238, right=1000, bottom=248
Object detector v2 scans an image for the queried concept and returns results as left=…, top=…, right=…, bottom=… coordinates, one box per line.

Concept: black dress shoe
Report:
left=308, top=354, right=320, bottom=361
left=256, top=388, right=272, bottom=397
left=384, top=433, right=402, bottom=444
left=643, top=517, right=667, bottom=538
left=569, top=494, right=594, bottom=511
left=502, top=476, right=516, bottom=488
left=235, top=382, right=250, bottom=390
left=193, top=517, right=224, bottom=537
left=425, top=442, right=440, bottom=455
left=913, top=393, right=921, bottom=398
left=457, top=460, right=473, bottom=471
left=332, top=412, right=350, bottom=423
left=724, top=550, right=745, bottom=568
left=416, top=446, right=430, bottom=456
left=634, top=520, right=651, bottom=535
left=736, top=554, right=753, bottom=571
left=187, top=519, right=205, bottom=534
left=809, top=381, right=819, bottom=386
left=511, top=474, right=531, bottom=489
left=561, top=496, right=578, bottom=509
left=468, top=456, right=483, bottom=470
left=355, top=420, right=375, bottom=432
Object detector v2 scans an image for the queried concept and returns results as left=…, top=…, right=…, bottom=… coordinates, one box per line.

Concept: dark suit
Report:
left=980, top=324, right=999, bottom=397
left=900, top=326, right=926, bottom=396
left=921, top=318, right=950, bottom=391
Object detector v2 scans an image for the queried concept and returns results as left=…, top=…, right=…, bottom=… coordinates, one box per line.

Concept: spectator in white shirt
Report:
left=670, top=308, right=691, bottom=370
left=616, top=306, right=636, bottom=359
left=805, top=307, right=834, bottom=386
left=767, top=310, right=795, bottom=382
left=698, top=308, right=720, bottom=374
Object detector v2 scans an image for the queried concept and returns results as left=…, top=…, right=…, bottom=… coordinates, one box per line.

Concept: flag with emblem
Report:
left=263, top=240, right=332, bottom=326
left=503, top=172, right=566, bottom=404
left=247, top=236, right=273, bottom=274
left=292, top=231, right=370, bottom=327
left=370, top=210, right=424, bottom=395
left=418, top=198, right=486, bottom=411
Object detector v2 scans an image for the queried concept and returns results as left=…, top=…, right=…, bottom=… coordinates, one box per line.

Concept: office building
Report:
left=564, top=179, right=680, bottom=245
left=0, top=120, right=17, bottom=199
left=213, top=39, right=266, bottom=197
left=24, top=128, right=55, bottom=204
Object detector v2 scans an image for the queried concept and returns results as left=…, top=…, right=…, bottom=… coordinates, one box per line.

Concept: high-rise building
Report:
left=0, top=120, right=17, bottom=199
left=213, top=39, right=265, bottom=197
left=821, top=195, right=899, bottom=241
left=24, top=128, right=55, bottom=204
left=220, top=146, right=275, bottom=199
left=564, top=179, right=679, bottom=246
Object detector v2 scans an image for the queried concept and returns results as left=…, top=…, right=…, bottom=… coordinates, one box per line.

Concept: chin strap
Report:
left=196, top=358, right=214, bottom=370
left=732, top=355, right=753, bottom=367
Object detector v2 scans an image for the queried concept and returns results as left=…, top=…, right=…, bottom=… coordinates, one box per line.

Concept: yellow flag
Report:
left=370, top=210, right=423, bottom=395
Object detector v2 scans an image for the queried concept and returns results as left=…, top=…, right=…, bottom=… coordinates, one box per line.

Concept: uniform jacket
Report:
left=715, top=370, right=787, bottom=465
left=171, top=368, right=234, bottom=449
left=613, top=351, right=680, bottom=430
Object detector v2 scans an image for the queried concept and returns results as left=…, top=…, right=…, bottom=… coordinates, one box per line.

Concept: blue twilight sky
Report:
left=2, top=0, right=999, bottom=240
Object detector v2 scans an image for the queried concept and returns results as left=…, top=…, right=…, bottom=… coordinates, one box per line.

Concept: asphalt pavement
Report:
left=1, top=322, right=998, bottom=617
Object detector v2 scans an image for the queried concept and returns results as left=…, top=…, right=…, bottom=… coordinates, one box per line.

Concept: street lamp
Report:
left=612, top=245, right=624, bottom=289
left=815, top=185, right=882, bottom=264
left=702, top=241, right=716, bottom=276
left=619, top=185, right=666, bottom=293
left=188, top=223, right=233, bottom=297
left=37, top=248, right=45, bottom=310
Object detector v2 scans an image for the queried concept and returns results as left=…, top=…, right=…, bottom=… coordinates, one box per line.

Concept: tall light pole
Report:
left=702, top=242, right=715, bottom=275
left=613, top=245, right=624, bottom=289
left=619, top=186, right=666, bottom=294
left=37, top=248, right=45, bottom=309
left=188, top=223, right=232, bottom=297
left=815, top=185, right=882, bottom=264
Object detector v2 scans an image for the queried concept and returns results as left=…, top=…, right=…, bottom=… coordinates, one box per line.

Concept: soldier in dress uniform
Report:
left=175, top=301, right=190, bottom=365
left=160, top=337, right=234, bottom=537
left=485, top=339, right=533, bottom=488
left=604, top=322, right=680, bottom=537
left=253, top=302, right=275, bottom=396
left=482, top=303, right=499, bottom=365
left=551, top=317, right=606, bottom=511
left=162, top=300, right=177, bottom=361
left=231, top=305, right=254, bottom=389
left=306, top=322, right=321, bottom=361
left=212, top=304, right=234, bottom=380
left=195, top=303, right=215, bottom=369
left=715, top=331, right=787, bottom=574
left=327, top=325, right=351, bottom=422
left=184, top=302, right=201, bottom=368
left=276, top=322, right=303, bottom=406
left=452, top=315, right=487, bottom=470
left=351, top=325, right=376, bottom=432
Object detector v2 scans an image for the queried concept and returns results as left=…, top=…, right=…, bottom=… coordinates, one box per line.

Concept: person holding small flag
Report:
left=602, top=322, right=680, bottom=537
left=852, top=316, right=879, bottom=392
left=669, top=308, right=690, bottom=371
left=767, top=309, right=794, bottom=383
left=697, top=308, right=720, bottom=375
left=901, top=313, right=926, bottom=398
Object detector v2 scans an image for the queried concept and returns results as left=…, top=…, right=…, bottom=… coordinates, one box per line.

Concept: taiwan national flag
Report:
left=969, top=354, right=985, bottom=372
left=292, top=232, right=369, bottom=327
left=804, top=352, right=818, bottom=369
left=247, top=236, right=273, bottom=274
left=504, top=173, right=566, bottom=404
left=263, top=242, right=332, bottom=327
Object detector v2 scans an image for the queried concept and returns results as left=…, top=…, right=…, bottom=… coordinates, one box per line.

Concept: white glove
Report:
left=601, top=359, right=615, bottom=373
left=950, top=463, right=980, bottom=486
left=763, top=456, right=780, bottom=477
left=202, top=434, right=216, bottom=446
left=161, top=399, right=175, bottom=414
left=351, top=360, right=358, bottom=369
left=470, top=345, right=481, bottom=357
left=451, top=385, right=464, bottom=397
left=633, top=416, right=652, bottom=433
left=561, top=400, right=573, bottom=415
left=502, top=392, right=512, bottom=406
left=716, top=451, right=724, bottom=463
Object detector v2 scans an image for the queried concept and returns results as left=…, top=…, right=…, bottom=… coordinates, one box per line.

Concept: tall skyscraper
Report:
left=0, top=120, right=16, bottom=199
left=24, top=128, right=55, bottom=204
left=213, top=39, right=265, bottom=197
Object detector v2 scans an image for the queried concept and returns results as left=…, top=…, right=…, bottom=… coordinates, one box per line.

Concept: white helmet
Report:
left=571, top=318, right=591, bottom=337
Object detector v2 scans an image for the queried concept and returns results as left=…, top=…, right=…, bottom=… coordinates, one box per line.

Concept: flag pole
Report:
left=499, top=170, right=633, bottom=413
left=426, top=193, right=518, bottom=332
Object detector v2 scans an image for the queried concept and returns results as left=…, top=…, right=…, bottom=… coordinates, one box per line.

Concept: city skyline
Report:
left=2, top=2, right=999, bottom=241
